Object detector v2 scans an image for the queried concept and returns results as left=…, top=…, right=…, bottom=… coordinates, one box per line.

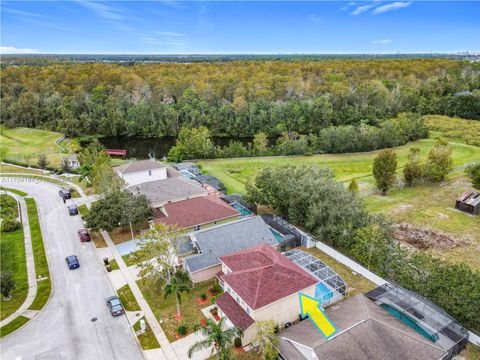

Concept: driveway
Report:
left=0, top=179, right=143, bottom=360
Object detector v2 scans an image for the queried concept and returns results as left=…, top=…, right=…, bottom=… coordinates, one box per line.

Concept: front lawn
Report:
left=138, top=279, right=218, bottom=342
left=133, top=316, right=161, bottom=350
left=109, top=221, right=149, bottom=245
left=117, top=284, right=140, bottom=311
left=0, top=195, right=28, bottom=321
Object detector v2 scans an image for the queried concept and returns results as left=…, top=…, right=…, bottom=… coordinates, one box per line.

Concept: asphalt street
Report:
left=0, top=179, right=143, bottom=360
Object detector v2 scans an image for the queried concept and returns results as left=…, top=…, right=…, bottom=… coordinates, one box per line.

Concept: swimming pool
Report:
left=231, top=202, right=253, bottom=217
left=315, top=282, right=334, bottom=304
left=270, top=228, right=284, bottom=242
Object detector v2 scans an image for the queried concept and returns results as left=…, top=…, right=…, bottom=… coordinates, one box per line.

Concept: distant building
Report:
left=63, top=154, right=80, bottom=169
left=115, top=159, right=168, bottom=186
left=455, top=189, right=480, bottom=215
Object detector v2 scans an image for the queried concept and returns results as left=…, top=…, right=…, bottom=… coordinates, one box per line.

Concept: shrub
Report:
left=234, top=337, right=242, bottom=348
left=1, top=271, right=16, bottom=299
left=465, top=162, right=480, bottom=190
left=403, top=148, right=422, bottom=187
left=177, top=325, right=188, bottom=336
left=422, top=139, right=453, bottom=182
left=200, top=293, right=207, bottom=301
left=348, top=179, right=359, bottom=193
left=373, top=149, right=398, bottom=195
left=1, top=217, right=20, bottom=232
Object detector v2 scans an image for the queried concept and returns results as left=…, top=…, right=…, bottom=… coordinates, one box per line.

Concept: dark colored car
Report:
left=68, top=204, right=78, bottom=216
left=78, top=228, right=91, bottom=242
left=65, top=255, right=80, bottom=270
left=106, top=296, right=125, bottom=316
left=59, top=188, right=72, bottom=200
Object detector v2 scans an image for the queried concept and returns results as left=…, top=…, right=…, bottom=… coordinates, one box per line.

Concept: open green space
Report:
left=138, top=279, right=217, bottom=342
left=0, top=187, right=28, bottom=197
left=0, top=315, right=29, bottom=338
left=0, top=126, right=66, bottom=168
left=133, top=316, right=161, bottom=350
left=25, top=198, right=51, bottom=310
left=366, top=171, right=480, bottom=270
left=196, top=139, right=480, bottom=194
left=117, top=284, right=140, bottom=311
left=0, top=195, right=28, bottom=321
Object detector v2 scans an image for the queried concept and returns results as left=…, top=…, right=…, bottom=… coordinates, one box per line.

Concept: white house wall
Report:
left=120, top=167, right=168, bottom=186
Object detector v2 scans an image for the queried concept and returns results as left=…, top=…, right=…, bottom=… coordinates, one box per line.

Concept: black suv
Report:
left=68, top=204, right=78, bottom=216
left=59, top=188, right=71, bottom=200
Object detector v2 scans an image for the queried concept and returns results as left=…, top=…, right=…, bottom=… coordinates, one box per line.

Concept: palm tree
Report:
left=163, top=276, right=190, bottom=318
left=188, top=318, right=243, bottom=360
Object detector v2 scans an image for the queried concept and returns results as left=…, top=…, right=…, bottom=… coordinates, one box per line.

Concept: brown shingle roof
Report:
left=220, top=244, right=317, bottom=310
left=215, top=293, right=255, bottom=331
left=153, top=196, right=239, bottom=228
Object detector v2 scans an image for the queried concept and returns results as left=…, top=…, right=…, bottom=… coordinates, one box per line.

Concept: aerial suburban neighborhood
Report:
left=1, top=1, right=480, bottom=360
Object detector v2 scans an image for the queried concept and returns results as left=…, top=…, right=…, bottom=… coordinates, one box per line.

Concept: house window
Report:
left=148, top=170, right=152, bottom=176
left=246, top=306, right=251, bottom=315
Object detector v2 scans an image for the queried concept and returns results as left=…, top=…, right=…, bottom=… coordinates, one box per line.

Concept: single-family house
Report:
left=153, top=195, right=241, bottom=231
left=115, top=159, right=168, bottom=186
left=184, top=216, right=278, bottom=283
left=128, top=177, right=209, bottom=208
left=215, top=243, right=319, bottom=345
left=278, top=294, right=448, bottom=360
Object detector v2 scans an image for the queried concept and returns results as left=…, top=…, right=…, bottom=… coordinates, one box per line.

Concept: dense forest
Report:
left=1, top=59, right=479, bottom=138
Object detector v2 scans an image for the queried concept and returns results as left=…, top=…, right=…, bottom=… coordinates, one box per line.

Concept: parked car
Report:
left=106, top=296, right=125, bottom=316
left=65, top=255, right=80, bottom=270
left=68, top=204, right=78, bottom=216
left=59, top=188, right=71, bottom=200
left=78, top=228, right=91, bottom=242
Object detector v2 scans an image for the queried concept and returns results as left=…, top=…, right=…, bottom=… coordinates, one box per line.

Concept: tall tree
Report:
left=373, top=149, right=398, bottom=195
left=403, top=147, right=422, bottom=187
left=253, top=131, right=269, bottom=155
left=253, top=320, right=278, bottom=360
left=423, top=139, right=453, bottom=182
left=188, top=318, right=243, bottom=360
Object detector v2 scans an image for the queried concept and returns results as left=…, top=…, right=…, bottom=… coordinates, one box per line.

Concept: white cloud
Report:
left=350, top=3, right=377, bottom=16
left=2, top=7, right=55, bottom=19
left=76, top=0, right=124, bottom=20
left=372, top=39, right=392, bottom=44
left=0, top=46, right=37, bottom=54
left=153, top=31, right=186, bottom=37
left=372, top=1, right=412, bottom=15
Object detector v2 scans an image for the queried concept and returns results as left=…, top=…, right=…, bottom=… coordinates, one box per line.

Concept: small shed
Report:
left=455, top=189, right=480, bottom=215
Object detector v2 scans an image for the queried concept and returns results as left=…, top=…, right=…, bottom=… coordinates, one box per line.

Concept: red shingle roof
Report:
left=215, top=293, right=255, bottom=331
left=220, top=244, right=317, bottom=310
left=153, top=196, right=239, bottom=228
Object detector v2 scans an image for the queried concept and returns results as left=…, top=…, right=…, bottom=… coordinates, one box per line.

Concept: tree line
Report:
left=1, top=59, right=479, bottom=138
left=245, top=165, right=480, bottom=332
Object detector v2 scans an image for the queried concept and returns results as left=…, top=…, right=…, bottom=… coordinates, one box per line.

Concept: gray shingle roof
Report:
left=116, top=159, right=166, bottom=174
left=279, top=295, right=446, bottom=360
left=185, top=216, right=278, bottom=273
left=128, top=178, right=208, bottom=206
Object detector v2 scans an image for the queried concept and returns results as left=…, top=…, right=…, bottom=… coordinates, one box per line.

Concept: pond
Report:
left=98, top=136, right=255, bottom=159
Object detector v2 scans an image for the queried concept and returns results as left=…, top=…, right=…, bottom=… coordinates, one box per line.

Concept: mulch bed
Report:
left=174, top=313, right=184, bottom=321
left=195, top=297, right=210, bottom=305
left=393, top=223, right=469, bottom=250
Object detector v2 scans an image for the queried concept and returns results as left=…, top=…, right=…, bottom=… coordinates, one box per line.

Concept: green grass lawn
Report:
left=196, top=139, right=480, bottom=194
left=133, top=316, right=161, bottom=350
left=0, top=163, right=46, bottom=175
left=117, top=284, right=140, bottom=311
left=0, top=315, right=29, bottom=338
left=0, top=126, right=67, bottom=168
left=365, top=171, right=480, bottom=270
left=0, top=196, right=28, bottom=321
left=138, top=279, right=217, bottom=342
left=0, top=187, right=28, bottom=197
left=78, top=204, right=89, bottom=219
left=25, top=198, right=51, bottom=310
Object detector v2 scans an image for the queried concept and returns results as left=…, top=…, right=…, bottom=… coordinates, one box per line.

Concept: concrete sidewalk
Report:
left=0, top=190, right=38, bottom=328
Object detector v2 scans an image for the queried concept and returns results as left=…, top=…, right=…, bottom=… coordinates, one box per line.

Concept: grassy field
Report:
left=366, top=171, right=480, bottom=269
left=0, top=195, right=28, bottom=321
left=423, top=115, right=480, bottom=147
left=196, top=139, right=480, bottom=194
left=138, top=279, right=216, bottom=342
left=133, top=316, right=161, bottom=350
left=0, top=126, right=67, bottom=168
left=25, top=198, right=51, bottom=310
left=0, top=315, right=29, bottom=338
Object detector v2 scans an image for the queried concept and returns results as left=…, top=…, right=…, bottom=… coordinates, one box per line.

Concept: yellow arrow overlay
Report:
left=299, top=292, right=337, bottom=339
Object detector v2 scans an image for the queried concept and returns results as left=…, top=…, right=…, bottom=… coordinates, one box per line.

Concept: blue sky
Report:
left=1, top=1, right=479, bottom=54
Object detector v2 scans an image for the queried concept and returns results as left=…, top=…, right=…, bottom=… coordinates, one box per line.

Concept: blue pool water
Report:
left=231, top=202, right=253, bottom=217
left=315, top=283, right=334, bottom=303
left=270, top=228, right=284, bottom=242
